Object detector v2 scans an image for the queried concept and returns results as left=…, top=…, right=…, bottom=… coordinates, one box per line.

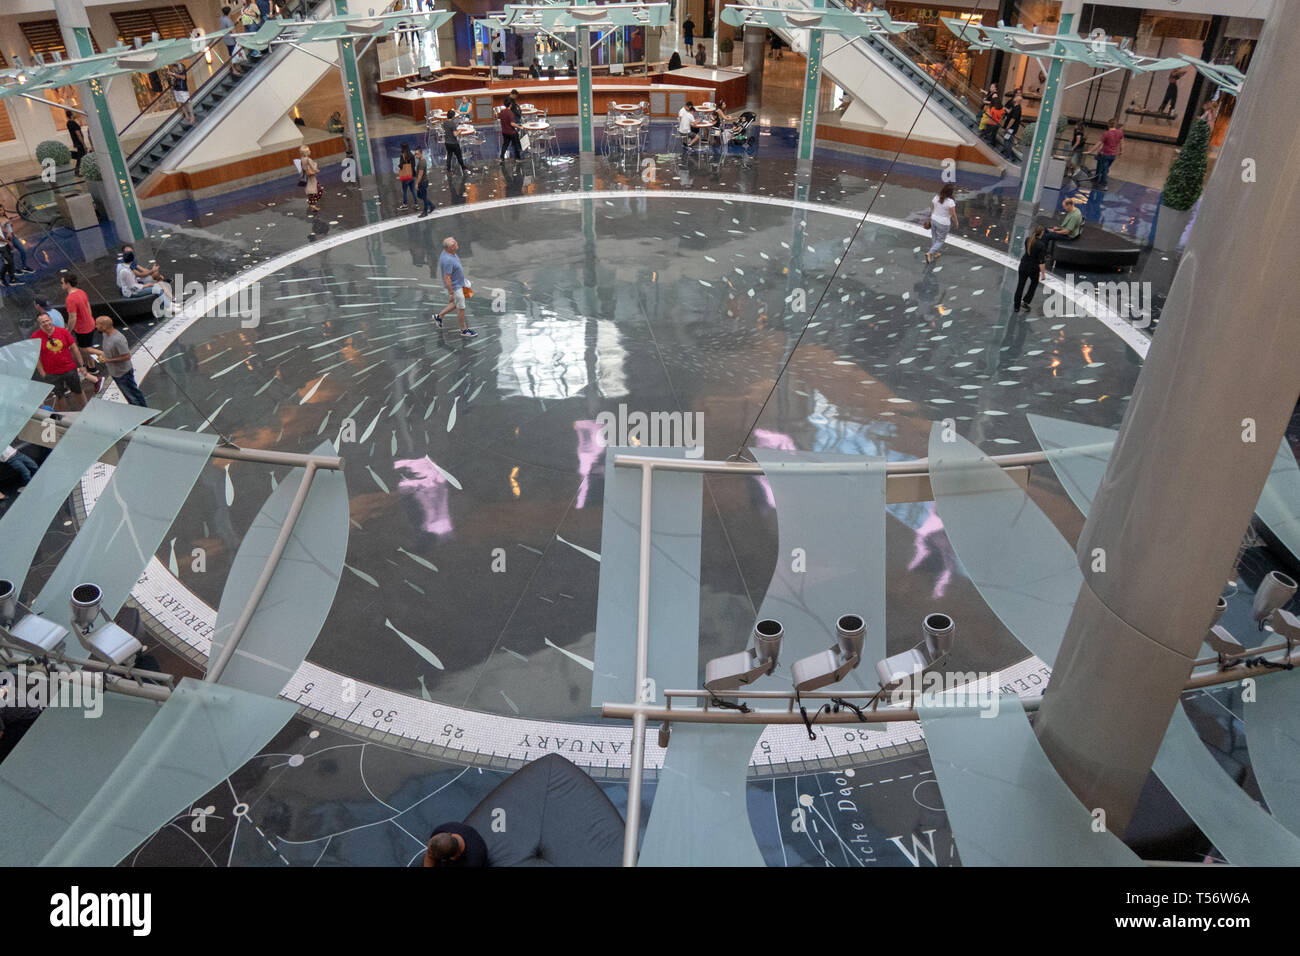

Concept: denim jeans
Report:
left=400, top=178, right=416, bottom=204
left=1095, top=154, right=1116, bottom=184
left=4, top=450, right=37, bottom=483
left=114, top=369, right=148, bottom=407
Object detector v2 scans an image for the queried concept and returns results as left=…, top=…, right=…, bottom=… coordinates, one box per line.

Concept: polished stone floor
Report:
left=0, top=126, right=1293, bottom=868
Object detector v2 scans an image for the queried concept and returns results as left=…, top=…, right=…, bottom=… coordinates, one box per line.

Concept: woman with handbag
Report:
left=300, top=145, right=320, bottom=211
left=924, top=183, right=958, bottom=264
left=397, top=143, right=416, bottom=210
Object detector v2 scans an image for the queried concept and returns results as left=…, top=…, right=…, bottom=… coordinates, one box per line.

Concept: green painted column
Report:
left=795, top=0, right=825, bottom=169
left=577, top=19, right=596, bottom=171
left=54, top=0, right=145, bottom=241
left=335, top=0, right=374, bottom=177
left=1017, top=1, right=1080, bottom=205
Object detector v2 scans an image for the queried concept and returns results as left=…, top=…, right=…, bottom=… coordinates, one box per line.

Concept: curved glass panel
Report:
left=919, top=696, right=1141, bottom=866
left=209, top=442, right=350, bottom=697
left=638, top=723, right=765, bottom=867
left=1247, top=672, right=1300, bottom=838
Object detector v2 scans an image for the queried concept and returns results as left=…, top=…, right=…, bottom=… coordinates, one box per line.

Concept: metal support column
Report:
left=743, top=25, right=765, bottom=112
left=335, top=0, right=374, bottom=178
left=53, top=0, right=145, bottom=241
left=1017, top=0, right=1081, bottom=206
left=1036, top=0, right=1300, bottom=836
left=577, top=2, right=596, bottom=173
left=795, top=0, right=825, bottom=173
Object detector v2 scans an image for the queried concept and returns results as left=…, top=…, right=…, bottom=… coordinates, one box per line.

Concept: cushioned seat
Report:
left=463, top=754, right=624, bottom=866
left=1045, top=221, right=1141, bottom=272
left=91, top=295, right=159, bottom=325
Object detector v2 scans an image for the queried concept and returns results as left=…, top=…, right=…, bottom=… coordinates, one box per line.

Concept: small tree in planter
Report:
left=1154, top=118, right=1210, bottom=250
left=720, top=37, right=735, bottom=67
left=35, top=139, right=72, bottom=181
left=80, top=151, right=107, bottom=217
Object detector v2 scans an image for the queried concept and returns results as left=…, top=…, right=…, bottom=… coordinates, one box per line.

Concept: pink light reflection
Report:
left=573, top=419, right=607, bottom=509
left=907, top=505, right=958, bottom=600
left=394, top=456, right=454, bottom=535
left=752, top=428, right=797, bottom=509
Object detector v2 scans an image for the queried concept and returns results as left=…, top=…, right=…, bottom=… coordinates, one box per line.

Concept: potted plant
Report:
left=1154, top=117, right=1210, bottom=251
left=81, top=152, right=106, bottom=215
left=35, top=138, right=72, bottom=172
left=720, top=36, right=736, bottom=67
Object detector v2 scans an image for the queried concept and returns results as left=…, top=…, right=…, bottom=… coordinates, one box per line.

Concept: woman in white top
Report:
left=925, top=183, right=959, bottom=264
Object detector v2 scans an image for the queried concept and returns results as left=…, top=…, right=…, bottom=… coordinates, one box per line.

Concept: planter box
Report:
left=1153, top=203, right=1194, bottom=252
left=59, top=192, right=98, bottom=231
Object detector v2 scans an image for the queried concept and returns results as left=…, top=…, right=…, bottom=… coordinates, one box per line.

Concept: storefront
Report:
left=881, top=2, right=998, bottom=103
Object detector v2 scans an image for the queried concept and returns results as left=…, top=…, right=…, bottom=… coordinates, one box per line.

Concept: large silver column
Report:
left=743, top=26, right=765, bottom=112
left=1035, top=1, right=1300, bottom=836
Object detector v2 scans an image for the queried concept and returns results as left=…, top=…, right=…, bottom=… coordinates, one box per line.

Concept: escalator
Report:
left=125, top=0, right=333, bottom=190
left=772, top=1, right=1020, bottom=171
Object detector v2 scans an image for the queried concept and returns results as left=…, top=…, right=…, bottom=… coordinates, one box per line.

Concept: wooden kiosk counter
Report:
left=380, top=68, right=748, bottom=122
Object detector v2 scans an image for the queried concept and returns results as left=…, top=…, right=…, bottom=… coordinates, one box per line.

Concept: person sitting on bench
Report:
left=1044, top=197, right=1084, bottom=257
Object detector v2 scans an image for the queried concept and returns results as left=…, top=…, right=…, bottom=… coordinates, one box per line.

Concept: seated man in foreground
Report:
left=423, top=822, right=488, bottom=867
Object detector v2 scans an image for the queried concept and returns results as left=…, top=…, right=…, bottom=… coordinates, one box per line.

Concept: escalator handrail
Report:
left=125, top=0, right=333, bottom=177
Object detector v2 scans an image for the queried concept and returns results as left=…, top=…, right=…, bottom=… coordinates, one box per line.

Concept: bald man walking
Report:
left=434, top=236, right=476, bottom=337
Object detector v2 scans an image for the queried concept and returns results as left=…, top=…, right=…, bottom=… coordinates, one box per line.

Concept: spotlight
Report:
left=1252, top=571, right=1297, bottom=628
left=69, top=583, right=142, bottom=666
left=1204, top=624, right=1244, bottom=667
left=1270, top=608, right=1300, bottom=655
left=0, top=579, right=68, bottom=656
left=875, top=613, right=955, bottom=690
left=1211, top=595, right=1228, bottom=627
left=705, top=619, right=782, bottom=693
left=0, top=579, right=16, bottom=628
left=791, top=614, right=865, bottom=694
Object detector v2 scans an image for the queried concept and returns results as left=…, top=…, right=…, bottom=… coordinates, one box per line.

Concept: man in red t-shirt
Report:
left=498, top=100, right=522, bottom=161
left=1088, top=119, right=1125, bottom=188
left=31, top=309, right=86, bottom=411
left=62, top=272, right=95, bottom=349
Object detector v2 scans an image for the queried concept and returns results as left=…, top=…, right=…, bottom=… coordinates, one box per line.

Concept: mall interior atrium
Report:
left=0, top=0, right=1295, bottom=893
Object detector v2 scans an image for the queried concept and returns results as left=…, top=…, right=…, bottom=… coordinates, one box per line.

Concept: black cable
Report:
left=706, top=693, right=752, bottom=713
left=731, top=0, right=999, bottom=460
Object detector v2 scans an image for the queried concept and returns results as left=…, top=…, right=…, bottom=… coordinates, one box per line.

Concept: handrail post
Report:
left=622, top=461, right=654, bottom=867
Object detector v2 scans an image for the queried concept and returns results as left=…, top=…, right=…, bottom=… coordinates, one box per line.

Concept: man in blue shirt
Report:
left=434, top=236, right=476, bottom=337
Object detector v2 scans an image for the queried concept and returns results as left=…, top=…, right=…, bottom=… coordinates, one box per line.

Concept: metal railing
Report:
left=600, top=448, right=1300, bottom=865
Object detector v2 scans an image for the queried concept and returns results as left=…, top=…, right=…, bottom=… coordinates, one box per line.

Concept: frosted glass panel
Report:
left=0, top=401, right=153, bottom=593
left=919, top=696, right=1141, bottom=866
left=0, top=375, right=59, bottom=455
left=33, top=427, right=217, bottom=625
left=749, top=449, right=886, bottom=691
left=638, top=723, right=764, bottom=867
left=0, top=340, right=39, bottom=380
left=928, top=425, right=1080, bottom=666
left=592, top=447, right=702, bottom=707
left=1256, top=439, right=1300, bottom=564
left=1025, top=413, right=1117, bottom=517
left=1153, top=701, right=1300, bottom=865
left=41, top=677, right=296, bottom=866
left=0, top=694, right=159, bottom=866
left=209, top=443, right=349, bottom=696
left=1248, top=672, right=1300, bottom=838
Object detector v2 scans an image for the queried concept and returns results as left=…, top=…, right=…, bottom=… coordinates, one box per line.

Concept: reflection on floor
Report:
left=0, top=118, right=1293, bottom=868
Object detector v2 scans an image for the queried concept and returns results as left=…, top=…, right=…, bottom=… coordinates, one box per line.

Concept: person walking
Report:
left=34, top=298, right=65, bottom=329
left=62, top=273, right=93, bottom=343
left=1066, top=120, right=1087, bottom=177
left=683, top=16, right=695, bottom=50
left=443, top=114, right=469, bottom=173
left=1159, top=68, right=1185, bottom=114
left=1087, top=119, right=1124, bottom=188
left=434, top=237, right=476, bottom=337
left=66, top=110, right=88, bottom=176
left=498, top=100, right=522, bottom=161
left=414, top=148, right=435, bottom=216
left=31, top=309, right=87, bottom=412
left=87, top=315, right=148, bottom=407
left=397, top=143, right=416, bottom=209
left=298, top=145, right=320, bottom=210
left=1013, top=226, right=1048, bottom=313
left=925, top=183, right=959, bottom=264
